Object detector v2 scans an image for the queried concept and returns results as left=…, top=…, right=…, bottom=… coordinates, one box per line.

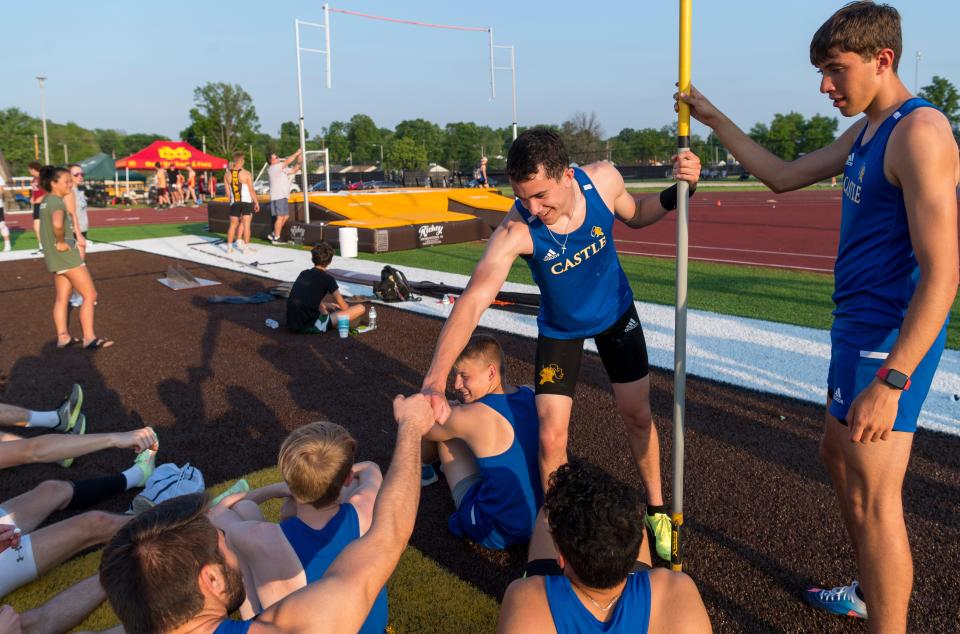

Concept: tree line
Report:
left=3, top=76, right=958, bottom=177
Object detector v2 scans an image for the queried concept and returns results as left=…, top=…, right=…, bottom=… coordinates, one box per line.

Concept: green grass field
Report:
left=4, top=469, right=499, bottom=633
left=8, top=221, right=955, bottom=349
left=357, top=241, right=960, bottom=350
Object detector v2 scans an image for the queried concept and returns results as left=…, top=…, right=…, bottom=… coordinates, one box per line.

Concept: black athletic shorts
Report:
left=535, top=304, right=650, bottom=398
left=32, top=203, right=41, bottom=220
left=229, top=202, right=254, bottom=217
left=524, top=558, right=650, bottom=577
left=0, top=207, right=4, bottom=222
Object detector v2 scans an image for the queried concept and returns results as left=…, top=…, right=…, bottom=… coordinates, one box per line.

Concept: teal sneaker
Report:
left=59, top=413, right=87, bottom=468
left=210, top=479, right=250, bottom=508
left=54, top=383, right=84, bottom=433
left=421, top=464, right=439, bottom=487
left=805, top=581, right=868, bottom=619
left=644, top=511, right=672, bottom=561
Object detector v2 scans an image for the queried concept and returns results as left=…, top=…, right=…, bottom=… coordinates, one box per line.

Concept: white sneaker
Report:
left=69, top=291, right=84, bottom=307
left=2, top=243, right=10, bottom=252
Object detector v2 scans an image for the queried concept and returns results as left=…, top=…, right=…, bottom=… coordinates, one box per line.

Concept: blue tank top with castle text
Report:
left=833, top=98, right=947, bottom=334
left=516, top=168, right=634, bottom=339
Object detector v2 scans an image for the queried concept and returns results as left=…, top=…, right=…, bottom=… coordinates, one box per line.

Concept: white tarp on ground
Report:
left=6, top=235, right=958, bottom=435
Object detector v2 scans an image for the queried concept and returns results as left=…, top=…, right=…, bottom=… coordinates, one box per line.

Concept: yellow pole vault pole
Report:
left=672, top=0, right=692, bottom=573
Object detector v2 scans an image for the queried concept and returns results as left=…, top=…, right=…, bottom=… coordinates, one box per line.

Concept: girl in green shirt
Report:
left=38, top=166, right=113, bottom=349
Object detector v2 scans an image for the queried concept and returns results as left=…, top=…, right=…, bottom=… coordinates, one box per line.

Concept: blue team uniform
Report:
left=448, top=386, right=543, bottom=549
left=281, top=505, right=389, bottom=634
left=214, top=619, right=252, bottom=634
left=544, top=570, right=652, bottom=633
left=516, top=168, right=634, bottom=340
left=828, top=97, right=948, bottom=431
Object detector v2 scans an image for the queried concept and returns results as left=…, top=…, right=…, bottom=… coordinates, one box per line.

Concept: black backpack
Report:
left=373, top=265, right=416, bottom=302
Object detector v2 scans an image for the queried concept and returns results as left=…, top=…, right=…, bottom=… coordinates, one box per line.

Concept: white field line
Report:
left=613, top=239, right=837, bottom=260
left=614, top=249, right=836, bottom=273
left=30, top=235, right=958, bottom=437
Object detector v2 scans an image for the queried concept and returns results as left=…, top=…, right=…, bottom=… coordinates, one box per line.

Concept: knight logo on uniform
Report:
left=538, top=364, right=564, bottom=385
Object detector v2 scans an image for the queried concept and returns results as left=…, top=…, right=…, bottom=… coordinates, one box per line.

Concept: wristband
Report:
left=659, top=183, right=697, bottom=211
left=876, top=367, right=911, bottom=391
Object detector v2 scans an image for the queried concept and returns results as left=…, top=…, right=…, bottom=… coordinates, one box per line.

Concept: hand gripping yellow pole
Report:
left=672, top=0, right=692, bottom=573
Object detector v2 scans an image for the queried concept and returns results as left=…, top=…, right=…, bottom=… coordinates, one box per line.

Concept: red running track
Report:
left=619, top=188, right=960, bottom=273
left=2, top=206, right=209, bottom=230
left=619, top=189, right=844, bottom=272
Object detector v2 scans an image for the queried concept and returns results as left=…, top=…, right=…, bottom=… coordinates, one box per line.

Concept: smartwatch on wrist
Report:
left=876, top=367, right=911, bottom=391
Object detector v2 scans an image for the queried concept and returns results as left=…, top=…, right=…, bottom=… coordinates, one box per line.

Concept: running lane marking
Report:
left=614, top=239, right=836, bottom=260
left=616, top=249, right=835, bottom=273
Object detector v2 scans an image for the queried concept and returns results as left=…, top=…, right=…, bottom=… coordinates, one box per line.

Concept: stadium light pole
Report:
left=36, top=76, right=50, bottom=164
left=672, top=0, right=692, bottom=573
left=295, top=7, right=332, bottom=223
left=491, top=42, right=518, bottom=140
left=914, top=50, right=922, bottom=93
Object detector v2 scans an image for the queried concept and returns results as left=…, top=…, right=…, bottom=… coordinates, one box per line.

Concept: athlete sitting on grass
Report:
left=286, top=242, right=367, bottom=334
left=0, top=574, right=123, bottom=634
left=209, top=421, right=387, bottom=632
left=498, top=461, right=711, bottom=633
left=0, top=439, right=157, bottom=599
left=99, top=394, right=434, bottom=634
left=420, top=335, right=542, bottom=550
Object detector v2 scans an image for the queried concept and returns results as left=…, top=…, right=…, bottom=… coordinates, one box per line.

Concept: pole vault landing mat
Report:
left=157, top=264, right=219, bottom=290
left=207, top=188, right=513, bottom=252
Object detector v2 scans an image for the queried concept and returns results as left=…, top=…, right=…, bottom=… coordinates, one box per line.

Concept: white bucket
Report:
left=338, top=227, right=359, bottom=258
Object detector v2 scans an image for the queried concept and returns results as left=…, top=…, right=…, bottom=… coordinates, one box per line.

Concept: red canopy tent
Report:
left=115, top=141, right=227, bottom=170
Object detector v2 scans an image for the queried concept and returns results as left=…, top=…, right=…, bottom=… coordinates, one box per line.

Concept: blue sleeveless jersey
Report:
left=281, top=505, right=388, bottom=634
left=834, top=98, right=944, bottom=333
left=448, top=386, right=543, bottom=547
left=213, top=619, right=252, bottom=634
left=516, top=168, right=634, bottom=339
left=544, top=570, right=651, bottom=633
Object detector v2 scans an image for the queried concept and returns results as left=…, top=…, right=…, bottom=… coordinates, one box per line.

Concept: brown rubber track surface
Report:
left=1, top=250, right=957, bottom=632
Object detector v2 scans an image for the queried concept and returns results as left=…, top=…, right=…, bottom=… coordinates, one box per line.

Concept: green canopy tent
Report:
left=76, top=153, right=145, bottom=182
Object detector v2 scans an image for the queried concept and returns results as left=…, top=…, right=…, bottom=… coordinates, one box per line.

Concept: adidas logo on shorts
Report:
left=625, top=318, right=640, bottom=332
left=543, top=249, right=560, bottom=262
left=833, top=388, right=843, bottom=404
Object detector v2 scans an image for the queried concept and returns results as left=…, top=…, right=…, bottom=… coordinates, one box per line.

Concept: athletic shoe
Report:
left=132, top=448, right=158, bottom=488
left=210, top=478, right=250, bottom=508
left=644, top=511, right=672, bottom=561
left=421, top=464, right=439, bottom=487
left=69, top=291, right=83, bottom=307
left=2, top=243, right=10, bottom=252
left=267, top=233, right=278, bottom=242
left=60, top=413, right=87, bottom=468
left=54, top=383, right=84, bottom=432
left=805, top=581, right=868, bottom=619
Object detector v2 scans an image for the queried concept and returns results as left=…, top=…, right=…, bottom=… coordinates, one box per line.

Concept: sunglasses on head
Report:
left=71, top=172, right=84, bottom=177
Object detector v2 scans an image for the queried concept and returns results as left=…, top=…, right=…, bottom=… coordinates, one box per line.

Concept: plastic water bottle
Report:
left=265, top=318, right=279, bottom=329
left=368, top=306, right=377, bottom=330
left=337, top=315, right=350, bottom=338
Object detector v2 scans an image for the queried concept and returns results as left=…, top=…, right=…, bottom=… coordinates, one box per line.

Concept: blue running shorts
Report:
left=827, top=324, right=946, bottom=433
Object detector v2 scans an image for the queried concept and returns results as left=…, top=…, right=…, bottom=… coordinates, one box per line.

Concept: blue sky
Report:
left=4, top=1, right=957, bottom=141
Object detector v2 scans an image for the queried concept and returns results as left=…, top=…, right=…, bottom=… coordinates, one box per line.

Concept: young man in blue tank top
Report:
left=420, top=335, right=542, bottom=550
left=98, top=394, right=437, bottom=634
left=679, top=2, right=958, bottom=628
left=498, top=461, right=711, bottom=633
left=422, top=129, right=701, bottom=562
left=207, top=421, right=388, bottom=633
